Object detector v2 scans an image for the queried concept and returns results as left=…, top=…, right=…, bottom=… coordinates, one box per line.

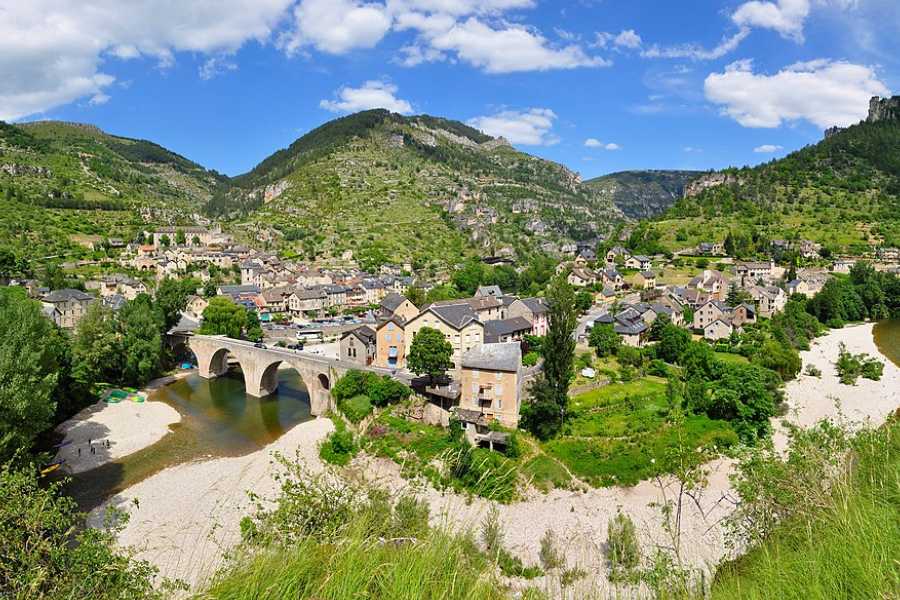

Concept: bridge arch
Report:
left=188, top=335, right=342, bottom=415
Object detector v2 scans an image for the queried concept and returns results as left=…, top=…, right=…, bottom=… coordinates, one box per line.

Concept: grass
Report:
left=336, top=394, right=372, bottom=424
left=546, top=376, right=738, bottom=487
left=714, top=351, right=750, bottom=365
left=521, top=455, right=572, bottom=491
left=711, top=420, right=900, bottom=600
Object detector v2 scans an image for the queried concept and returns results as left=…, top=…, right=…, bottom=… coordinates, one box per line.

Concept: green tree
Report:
left=521, top=275, right=576, bottom=439
left=452, top=260, right=486, bottom=296
left=175, top=229, right=186, bottom=246
left=589, top=323, right=620, bottom=358
left=155, top=277, right=197, bottom=331
left=117, top=294, right=164, bottom=386
left=192, top=234, right=201, bottom=246
left=0, top=288, right=61, bottom=460
left=0, top=462, right=165, bottom=598
left=71, top=302, right=121, bottom=394
left=405, top=286, right=426, bottom=308
left=199, top=296, right=247, bottom=339
left=407, top=327, right=453, bottom=383
left=657, top=323, right=691, bottom=364
left=245, top=310, right=264, bottom=343
left=574, top=290, right=593, bottom=313
left=159, top=233, right=171, bottom=248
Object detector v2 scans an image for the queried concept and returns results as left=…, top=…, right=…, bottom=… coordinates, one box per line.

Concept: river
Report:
left=63, top=369, right=312, bottom=511
left=874, top=319, right=900, bottom=368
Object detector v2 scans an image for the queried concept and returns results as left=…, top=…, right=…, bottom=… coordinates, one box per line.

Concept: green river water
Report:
left=874, top=319, right=900, bottom=368
left=64, top=369, right=312, bottom=511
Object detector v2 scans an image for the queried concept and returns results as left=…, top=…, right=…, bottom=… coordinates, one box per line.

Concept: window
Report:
left=387, top=323, right=394, bottom=331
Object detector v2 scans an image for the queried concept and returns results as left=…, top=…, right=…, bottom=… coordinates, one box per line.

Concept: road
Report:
left=575, top=304, right=609, bottom=341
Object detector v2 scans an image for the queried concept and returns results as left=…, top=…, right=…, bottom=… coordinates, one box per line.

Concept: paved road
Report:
left=575, top=304, right=610, bottom=341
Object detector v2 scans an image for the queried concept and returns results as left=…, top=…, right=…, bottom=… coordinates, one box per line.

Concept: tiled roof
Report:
left=461, top=342, right=521, bottom=372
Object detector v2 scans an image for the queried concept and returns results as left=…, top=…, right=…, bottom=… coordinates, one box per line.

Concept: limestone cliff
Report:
left=867, top=96, right=900, bottom=123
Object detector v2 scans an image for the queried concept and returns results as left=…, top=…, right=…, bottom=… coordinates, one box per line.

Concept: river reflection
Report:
left=63, top=369, right=312, bottom=512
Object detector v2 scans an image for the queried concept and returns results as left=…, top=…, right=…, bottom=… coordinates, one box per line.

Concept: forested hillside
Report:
left=0, top=121, right=223, bottom=261
left=582, top=170, right=702, bottom=219
left=208, top=109, right=624, bottom=270
left=655, top=117, right=900, bottom=254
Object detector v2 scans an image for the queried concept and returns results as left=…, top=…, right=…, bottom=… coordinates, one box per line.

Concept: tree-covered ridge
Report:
left=660, top=118, right=900, bottom=251
left=582, top=170, right=703, bottom=219
left=1, top=120, right=223, bottom=213
left=211, top=109, right=623, bottom=269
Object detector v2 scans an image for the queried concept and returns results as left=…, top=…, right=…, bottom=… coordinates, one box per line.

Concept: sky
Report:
left=1, top=0, right=898, bottom=179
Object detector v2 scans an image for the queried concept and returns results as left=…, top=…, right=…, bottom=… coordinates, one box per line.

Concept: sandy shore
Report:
left=92, top=324, right=899, bottom=596
left=54, top=400, right=180, bottom=474
left=88, top=417, right=334, bottom=590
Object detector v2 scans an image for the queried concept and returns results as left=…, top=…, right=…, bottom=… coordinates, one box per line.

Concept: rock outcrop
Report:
left=684, top=173, right=741, bottom=198
left=867, top=96, right=900, bottom=123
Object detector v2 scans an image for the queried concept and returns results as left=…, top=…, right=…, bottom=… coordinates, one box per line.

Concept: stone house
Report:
left=634, top=270, right=656, bottom=290
left=624, top=255, right=652, bottom=271
left=41, top=289, right=94, bottom=329
left=731, top=303, right=757, bottom=328
left=186, top=295, right=209, bottom=319
left=340, top=326, right=376, bottom=366
left=704, top=319, right=734, bottom=341
left=507, top=297, right=550, bottom=336
left=688, top=269, right=728, bottom=300
left=289, top=288, right=327, bottom=314
left=458, top=343, right=523, bottom=430
left=748, top=286, right=787, bottom=318
left=377, top=293, right=420, bottom=322
left=568, top=267, right=597, bottom=287
left=404, top=304, right=485, bottom=373
left=601, top=267, right=624, bottom=290
left=693, top=299, right=730, bottom=330
left=484, top=316, right=533, bottom=343
left=735, top=261, right=774, bottom=285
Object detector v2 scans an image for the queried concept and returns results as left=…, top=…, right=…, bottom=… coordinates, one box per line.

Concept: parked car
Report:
left=254, top=342, right=267, bottom=349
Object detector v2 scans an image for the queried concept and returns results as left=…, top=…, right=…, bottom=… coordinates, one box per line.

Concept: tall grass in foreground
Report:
left=200, top=522, right=505, bottom=600
left=711, top=419, right=900, bottom=599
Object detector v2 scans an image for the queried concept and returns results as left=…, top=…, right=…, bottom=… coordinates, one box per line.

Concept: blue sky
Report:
left=2, top=1, right=898, bottom=179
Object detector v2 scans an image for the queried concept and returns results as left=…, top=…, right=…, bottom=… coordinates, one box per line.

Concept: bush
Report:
left=804, top=364, right=822, bottom=377
left=607, top=511, right=641, bottom=576
left=617, top=345, right=644, bottom=368
left=539, top=529, right=565, bottom=571
left=522, top=351, right=540, bottom=367
left=589, top=323, right=620, bottom=358
left=835, top=343, right=885, bottom=385
left=338, top=394, right=373, bottom=424
left=0, top=461, right=169, bottom=599
left=319, top=419, right=359, bottom=466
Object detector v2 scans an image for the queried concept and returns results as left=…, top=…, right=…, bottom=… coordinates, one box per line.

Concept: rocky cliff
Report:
left=867, top=96, right=900, bottom=123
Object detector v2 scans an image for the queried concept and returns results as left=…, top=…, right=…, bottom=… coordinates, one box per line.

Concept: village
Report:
left=11, top=221, right=900, bottom=448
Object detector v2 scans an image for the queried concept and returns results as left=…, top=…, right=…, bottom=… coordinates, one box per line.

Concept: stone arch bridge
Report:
left=187, top=335, right=397, bottom=416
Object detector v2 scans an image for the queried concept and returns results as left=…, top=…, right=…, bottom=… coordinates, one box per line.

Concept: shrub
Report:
left=617, top=345, right=643, bottom=368
left=522, top=351, right=540, bottom=367
left=539, top=529, right=565, bottom=571
left=338, top=394, right=373, bottom=424
left=319, top=419, right=359, bottom=466
left=804, top=364, right=822, bottom=377
left=607, top=511, right=641, bottom=576
left=835, top=343, right=884, bottom=385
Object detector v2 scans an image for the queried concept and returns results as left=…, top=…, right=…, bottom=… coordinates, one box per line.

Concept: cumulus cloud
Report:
left=584, top=138, right=620, bottom=150
left=732, top=0, right=811, bottom=41
left=426, top=18, right=608, bottom=73
left=320, top=81, right=413, bottom=114
left=468, top=108, right=559, bottom=145
left=613, top=30, right=642, bottom=49
left=280, top=0, right=392, bottom=55
left=0, top=0, right=292, bottom=121
left=754, top=144, right=784, bottom=152
left=704, top=58, right=889, bottom=128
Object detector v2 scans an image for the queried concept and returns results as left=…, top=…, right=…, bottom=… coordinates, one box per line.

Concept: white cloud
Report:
left=754, top=144, right=784, bottom=153
left=88, top=93, right=111, bottom=106
left=641, top=28, right=750, bottom=60
left=732, top=0, right=810, bottom=41
left=468, top=108, right=559, bottom=145
left=280, top=0, right=392, bottom=55
left=614, top=29, right=642, bottom=49
left=704, top=58, right=889, bottom=128
left=199, top=56, right=238, bottom=80
left=683, top=146, right=703, bottom=153
left=428, top=18, right=608, bottom=73
left=0, top=0, right=292, bottom=121
left=320, top=81, right=413, bottom=114
left=584, top=138, right=620, bottom=150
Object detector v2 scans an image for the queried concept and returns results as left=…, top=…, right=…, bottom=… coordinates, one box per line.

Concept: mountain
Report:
left=654, top=96, right=900, bottom=254
left=209, top=109, right=623, bottom=271
left=582, top=170, right=702, bottom=219
left=0, top=120, right=224, bottom=259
